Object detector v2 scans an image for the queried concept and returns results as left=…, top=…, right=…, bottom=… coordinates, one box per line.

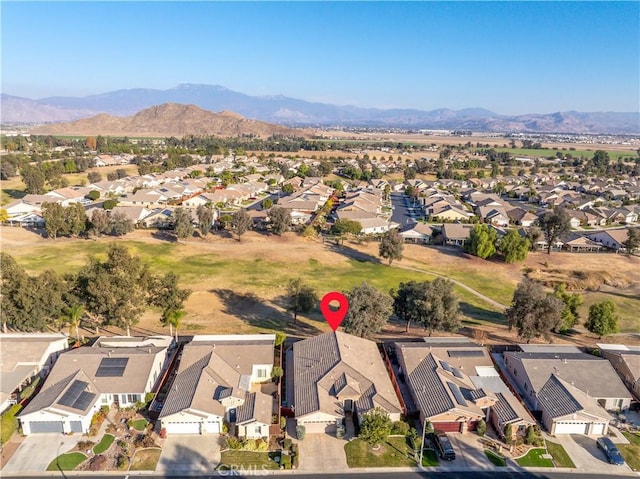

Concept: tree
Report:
left=537, top=207, right=571, bottom=254
left=89, top=209, right=110, bottom=236
left=149, top=272, right=192, bottom=319
left=359, top=407, right=392, bottom=448
left=87, top=171, right=102, bottom=183
left=162, top=309, right=186, bottom=340
left=172, top=207, right=194, bottom=241
left=286, top=278, right=318, bottom=322
left=466, top=224, right=497, bottom=259
left=268, top=206, right=290, bottom=235
left=41, top=202, right=66, bottom=239
left=553, top=284, right=583, bottom=332
left=261, top=197, right=273, bottom=210
left=503, top=424, right=514, bottom=444
left=0, top=208, right=7, bottom=223
left=109, top=211, right=134, bottom=236
left=75, top=244, right=152, bottom=335
left=60, top=303, right=85, bottom=342
left=85, top=136, right=97, bottom=150
left=623, top=227, right=640, bottom=256
left=591, top=150, right=610, bottom=170
left=413, top=278, right=461, bottom=336
left=21, top=165, right=46, bottom=194
left=379, top=229, right=404, bottom=265
left=231, top=209, right=252, bottom=241
left=498, top=229, right=530, bottom=263
left=505, top=279, right=563, bottom=342
left=331, top=219, right=362, bottom=244
left=196, top=204, right=214, bottom=236
left=585, top=300, right=619, bottom=338
left=476, top=419, right=486, bottom=437
left=392, top=281, right=423, bottom=332
left=102, top=199, right=117, bottom=210
left=282, top=183, right=294, bottom=194
left=343, top=282, right=392, bottom=338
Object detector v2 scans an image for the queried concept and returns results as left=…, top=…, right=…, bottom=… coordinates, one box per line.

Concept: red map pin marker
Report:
left=320, top=292, right=349, bottom=331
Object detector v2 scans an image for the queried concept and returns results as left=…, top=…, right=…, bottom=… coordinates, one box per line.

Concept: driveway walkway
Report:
left=1, top=433, right=80, bottom=473
left=156, top=434, right=220, bottom=474
left=298, top=433, right=348, bottom=471
left=547, top=433, right=633, bottom=473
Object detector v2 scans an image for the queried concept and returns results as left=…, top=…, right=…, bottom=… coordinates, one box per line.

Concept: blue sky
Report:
left=2, top=1, right=638, bottom=115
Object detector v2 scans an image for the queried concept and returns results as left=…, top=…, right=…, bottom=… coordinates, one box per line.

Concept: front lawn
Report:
left=130, top=448, right=162, bottom=471
left=218, top=450, right=280, bottom=471
left=421, top=449, right=439, bottom=467
left=620, top=432, right=640, bottom=471
left=515, top=448, right=554, bottom=467
left=129, top=418, right=148, bottom=431
left=93, top=434, right=115, bottom=454
left=345, top=437, right=417, bottom=468
left=485, top=449, right=507, bottom=466
left=545, top=441, right=575, bottom=468
left=46, top=452, right=87, bottom=471
left=1, top=404, right=22, bottom=445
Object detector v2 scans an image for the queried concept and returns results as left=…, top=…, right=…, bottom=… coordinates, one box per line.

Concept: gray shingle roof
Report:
left=537, top=375, right=582, bottom=418
left=159, top=352, right=212, bottom=418
left=407, top=354, right=454, bottom=417
left=492, top=393, right=520, bottom=424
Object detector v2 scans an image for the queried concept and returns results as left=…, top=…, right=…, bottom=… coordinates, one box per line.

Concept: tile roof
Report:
left=292, top=332, right=401, bottom=418
left=537, top=375, right=583, bottom=418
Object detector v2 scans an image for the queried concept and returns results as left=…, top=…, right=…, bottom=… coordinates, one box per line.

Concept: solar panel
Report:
left=448, top=350, right=484, bottom=358
left=452, top=368, right=464, bottom=379
left=448, top=382, right=468, bottom=407
left=73, top=391, right=96, bottom=411
left=58, top=380, right=89, bottom=407
left=96, top=357, right=129, bottom=377
left=440, top=361, right=453, bottom=373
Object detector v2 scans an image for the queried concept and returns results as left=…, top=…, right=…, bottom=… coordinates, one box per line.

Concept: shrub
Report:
left=407, top=427, right=421, bottom=451
left=225, top=436, right=242, bottom=450
left=280, top=452, right=292, bottom=469
left=222, top=422, right=229, bottom=435
left=503, top=424, right=514, bottom=444
left=280, top=416, right=286, bottom=430
left=103, top=199, right=117, bottom=210
left=254, top=438, right=268, bottom=451
left=283, top=438, right=293, bottom=450
left=77, top=440, right=96, bottom=450
left=477, top=419, right=487, bottom=437
left=271, top=366, right=284, bottom=379
left=87, top=190, right=100, bottom=201
left=391, top=420, right=410, bottom=436
left=296, top=425, right=306, bottom=441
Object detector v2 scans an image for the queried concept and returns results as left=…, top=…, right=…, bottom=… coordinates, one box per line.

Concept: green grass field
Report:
left=129, top=448, right=162, bottom=471
left=345, top=437, right=418, bottom=467
left=515, top=448, right=554, bottom=467
left=93, top=434, right=115, bottom=454
left=545, top=441, right=575, bottom=468
left=1, top=404, right=22, bottom=445
left=486, top=147, right=638, bottom=161
left=620, top=432, right=640, bottom=471
left=218, top=450, right=280, bottom=471
left=46, top=452, right=87, bottom=471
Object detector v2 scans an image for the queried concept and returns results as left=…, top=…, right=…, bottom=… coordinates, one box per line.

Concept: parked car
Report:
left=596, top=436, right=625, bottom=465
left=429, top=431, right=456, bottom=461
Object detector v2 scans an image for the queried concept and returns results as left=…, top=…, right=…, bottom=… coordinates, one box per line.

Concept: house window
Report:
left=102, top=395, right=109, bottom=404
left=127, top=394, right=141, bottom=404
left=257, top=369, right=267, bottom=379
left=255, top=425, right=262, bottom=435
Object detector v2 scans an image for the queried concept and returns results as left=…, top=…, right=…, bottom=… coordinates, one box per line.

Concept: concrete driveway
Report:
left=552, top=434, right=632, bottom=473
left=298, top=433, right=348, bottom=471
left=156, top=434, right=221, bottom=473
left=1, top=433, right=79, bottom=473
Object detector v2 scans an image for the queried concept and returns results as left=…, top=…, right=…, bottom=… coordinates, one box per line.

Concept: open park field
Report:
left=2, top=226, right=638, bottom=346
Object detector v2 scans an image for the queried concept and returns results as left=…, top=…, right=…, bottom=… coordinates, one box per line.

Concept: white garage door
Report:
left=203, top=421, right=220, bottom=434
left=555, top=422, right=588, bottom=434
left=164, top=421, right=201, bottom=434
left=591, top=423, right=606, bottom=435
left=300, top=422, right=336, bottom=434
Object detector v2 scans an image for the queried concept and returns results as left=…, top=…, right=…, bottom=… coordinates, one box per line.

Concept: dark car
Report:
left=596, top=436, right=625, bottom=465
left=429, top=431, right=456, bottom=461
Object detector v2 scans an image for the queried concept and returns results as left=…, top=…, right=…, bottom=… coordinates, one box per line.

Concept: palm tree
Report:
left=163, top=309, right=186, bottom=340
left=60, top=304, right=85, bottom=342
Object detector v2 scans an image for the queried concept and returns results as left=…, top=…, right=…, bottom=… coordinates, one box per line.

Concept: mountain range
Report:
left=2, top=83, right=639, bottom=134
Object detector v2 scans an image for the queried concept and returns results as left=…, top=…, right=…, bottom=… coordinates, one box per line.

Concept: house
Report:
left=441, top=223, right=474, bottom=246
left=562, top=234, right=605, bottom=253
left=110, top=206, right=152, bottom=225
left=288, top=331, right=402, bottom=434
left=507, top=207, right=538, bottom=227
left=399, top=222, right=438, bottom=244
left=501, top=345, right=633, bottom=435
left=587, top=229, right=631, bottom=253
left=598, top=344, right=640, bottom=400
left=159, top=334, right=274, bottom=437
left=395, top=338, right=535, bottom=440
left=19, top=336, right=171, bottom=434
left=0, top=333, right=69, bottom=413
